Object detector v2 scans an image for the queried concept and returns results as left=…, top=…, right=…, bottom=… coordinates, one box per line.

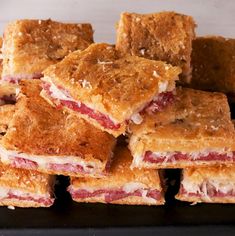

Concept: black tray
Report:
left=1, top=105, right=235, bottom=236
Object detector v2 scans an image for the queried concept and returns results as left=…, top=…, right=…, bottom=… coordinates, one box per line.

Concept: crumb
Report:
left=190, top=202, right=198, bottom=206
left=140, top=48, right=145, bottom=56
left=211, top=125, right=219, bottom=131
left=8, top=205, right=15, bottom=210
left=153, top=71, right=160, bottom=78
left=97, top=59, right=113, bottom=65
left=78, top=79, right=92, bottom=89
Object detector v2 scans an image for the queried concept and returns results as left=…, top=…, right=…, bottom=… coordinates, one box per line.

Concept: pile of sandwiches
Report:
left=0, top=11, right=234, bottom=208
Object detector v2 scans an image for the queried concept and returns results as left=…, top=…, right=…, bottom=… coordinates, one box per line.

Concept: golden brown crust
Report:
left=0, top=83, right=17, bottom=98
left=176, top=194, right=235, bottom=204
left=116, top=12, right=196, bottom=83
left=0, top=199, right=51, bottom=208
left=0, top=104, right=15, bottom=134
left=180, top=166, right=235, bottom=184
left=72, top=195, right=165, bottom=205
left=129, top=87, right=235, bottom=156
left=0, top=80, right=116, bottom=168
left=71, top=147, right=161, bottom=189
left=0, top=37, right=2, bottom=77
left=43, top=43, right=181, bottom=134
left=2, top=19, right=93, bottom=77
left=0, top=163, right=55, bottom=195
left=189, top=36, right=235, bottom=100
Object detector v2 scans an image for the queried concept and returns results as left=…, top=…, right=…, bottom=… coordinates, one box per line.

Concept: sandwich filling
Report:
left=179, top=180, right=235, bottom=201
left=0, top=146, right=109, bottom=177
left=68, top=182, right=162, bottom=203
left=0, top=187, right=53, bottom=206
left=42, top=81, right=174, bottom=130
left=133, top=150, right=234, bottom=166
left=2, top=73, right=42, bottom=84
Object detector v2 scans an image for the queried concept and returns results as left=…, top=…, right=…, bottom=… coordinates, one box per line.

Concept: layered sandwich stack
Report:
left=0, top=11, right=234, bottom=208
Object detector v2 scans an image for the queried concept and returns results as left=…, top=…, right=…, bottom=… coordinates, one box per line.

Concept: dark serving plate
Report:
left=0, top=104, right=235, bottom=236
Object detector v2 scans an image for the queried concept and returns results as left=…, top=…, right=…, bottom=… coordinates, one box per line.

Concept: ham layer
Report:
left=179, top=181, right=235, bottom=201
left=0, top=146, right=108, bottom=177
left=68, top=185, right=161, bottom=203
left=142, top=150, right=234, bottom=164
left=0, top=187, right=53, bottom=207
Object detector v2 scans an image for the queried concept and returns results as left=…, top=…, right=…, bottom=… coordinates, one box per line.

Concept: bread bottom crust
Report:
left=0, top=197, right=53, bottom=208
left=176, top=194, right=235, bottom=204
left=71, top=195, right=165, bottom=205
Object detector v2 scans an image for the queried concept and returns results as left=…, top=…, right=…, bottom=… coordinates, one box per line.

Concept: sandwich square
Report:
left=129, top=87, right=235, bottom=169
left=0, top=80, right=116, bottom=177
left=0, top=163, right=55, bottom=207
left=2, top=19, right=93, bottom=82
left=41, top=43, right=181, bottom=137
left=68, top=147, right=165, bottom=205
left=116, top=12, right=196, bottom=83
left=176, top=166, right=235, bottom=204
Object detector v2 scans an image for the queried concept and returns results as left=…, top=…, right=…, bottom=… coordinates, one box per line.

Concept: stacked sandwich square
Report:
left=0, top=11, right=234, bottom=208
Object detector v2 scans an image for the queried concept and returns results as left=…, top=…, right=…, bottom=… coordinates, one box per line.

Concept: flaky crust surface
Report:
left=116, top=12, right=196, bottom=83
left=129, top=87, right=235, bottom=156
left=0, top=163, right=54, bottom=195
left=0, top=199, right=52, bottom=208
left=72, top=195, right=164, bottom=205
left=0, top=104, right=15, bottom=134
left=43, top=43, right=181, bottom=123
left=0, top=80, right=116, bottom=166
left=181, top=166, right=235, bottom=185
left=176, top=194, right=235, bottom=204
left=0, top=83, right=17, bottom=97
left=190, top=36, right=235, bottom=98
left=0, top=37, right=2, bottom=77
left=2, top=19, right=93, bottom=76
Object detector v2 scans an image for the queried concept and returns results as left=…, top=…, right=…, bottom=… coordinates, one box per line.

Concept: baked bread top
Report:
left=116, top=12, right=196, bottom=83
left=43, top=43, right=181, bottom=122
left=190, top=36, right=235, bottom=95
left=129, top=87, right=235, bottom=153
left=2, top=19, right=93, bottom=77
